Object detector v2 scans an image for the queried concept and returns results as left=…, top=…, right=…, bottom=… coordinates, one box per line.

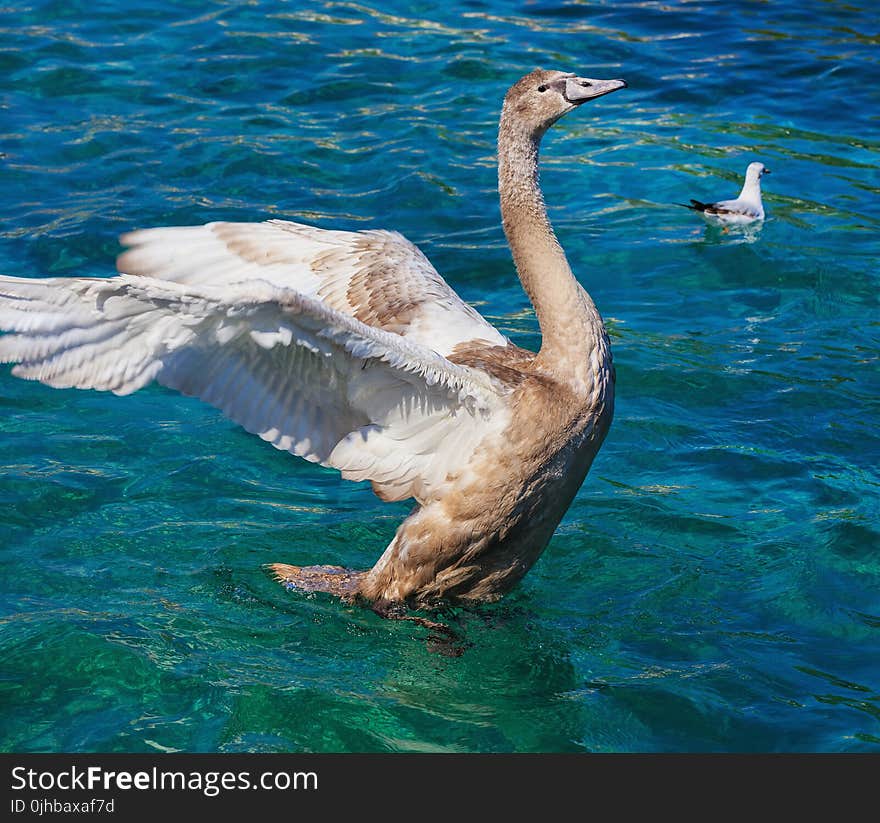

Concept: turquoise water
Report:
left=1, top=0, right=879, bottom=753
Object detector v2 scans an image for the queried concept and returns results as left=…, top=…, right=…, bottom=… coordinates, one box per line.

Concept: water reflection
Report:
left=698, top=220, right=765, bottom=244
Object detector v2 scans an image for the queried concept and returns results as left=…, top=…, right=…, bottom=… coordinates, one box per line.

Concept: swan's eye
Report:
left=537, top=84, right=548, bottom=93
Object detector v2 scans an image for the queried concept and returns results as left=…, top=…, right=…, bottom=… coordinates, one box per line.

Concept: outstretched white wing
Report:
left=117, top=220, right=509, bottom=356
left=0, top=274, right=510, bottom=504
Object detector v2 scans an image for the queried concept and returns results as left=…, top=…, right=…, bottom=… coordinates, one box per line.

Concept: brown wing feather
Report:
left=685, top=199, right=733, bottom=215
left=447, top=339, right=535, bottom=388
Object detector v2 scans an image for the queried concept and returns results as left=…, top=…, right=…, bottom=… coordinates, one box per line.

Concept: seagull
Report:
left=682, top=161, right=770, bottom=224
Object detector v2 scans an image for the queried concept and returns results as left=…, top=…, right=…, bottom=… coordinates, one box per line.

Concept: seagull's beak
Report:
left=563, top=76, right=627, bottom=104
left=763, top=168, right=772, bottom=175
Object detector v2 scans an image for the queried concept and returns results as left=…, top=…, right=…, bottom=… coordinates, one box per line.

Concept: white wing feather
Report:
left=0, top=274, right=509, bottom=504
left=117, top=220, right=508, bottom=356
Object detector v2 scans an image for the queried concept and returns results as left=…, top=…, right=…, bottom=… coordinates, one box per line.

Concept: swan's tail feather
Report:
left=268, top=563, right=366, bottom=600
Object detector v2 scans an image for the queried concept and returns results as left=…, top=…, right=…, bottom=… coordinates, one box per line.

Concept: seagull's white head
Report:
left=746, top=161, right=771, bottom=184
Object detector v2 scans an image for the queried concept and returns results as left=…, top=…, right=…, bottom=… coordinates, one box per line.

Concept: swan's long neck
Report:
left=498, top=115, right=607, bottom=387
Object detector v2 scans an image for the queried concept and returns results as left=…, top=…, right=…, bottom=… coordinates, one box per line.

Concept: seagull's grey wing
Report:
left=701, top=198, right=738, bottom=215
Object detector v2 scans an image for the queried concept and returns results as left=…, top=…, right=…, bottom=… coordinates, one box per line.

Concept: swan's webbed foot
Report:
left=269, top=565, right=467, bottom=654
left=267, top=563, right=365, bottom=601
left=371, top=598, right=467, bottom=654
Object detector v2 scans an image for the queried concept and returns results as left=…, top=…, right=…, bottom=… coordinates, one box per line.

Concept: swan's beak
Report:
left=564, top=76, right=627, bottom=104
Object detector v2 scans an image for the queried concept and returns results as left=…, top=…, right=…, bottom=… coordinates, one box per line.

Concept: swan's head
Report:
left=503, top=68, right=627, bottom=138
left=746, top=161, right=771, bottom=183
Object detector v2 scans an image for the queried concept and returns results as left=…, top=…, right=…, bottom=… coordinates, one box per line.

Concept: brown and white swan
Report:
left=0, top=68, right=626, bottom=612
